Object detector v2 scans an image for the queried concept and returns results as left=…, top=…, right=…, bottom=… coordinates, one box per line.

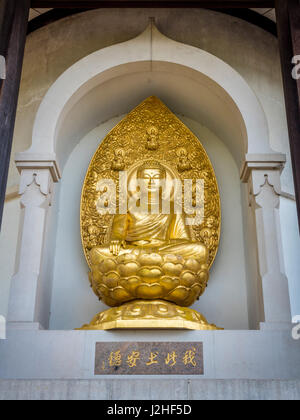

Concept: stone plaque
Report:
left=95, top=342, right=203, bottom=375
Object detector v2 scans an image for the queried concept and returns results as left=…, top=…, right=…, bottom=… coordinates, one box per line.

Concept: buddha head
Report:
left=136, top=160, right=166, bottom=194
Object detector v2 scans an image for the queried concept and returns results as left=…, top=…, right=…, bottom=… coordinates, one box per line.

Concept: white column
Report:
left=241, top=154, right=292, bottom=330
left=7, top=160, right=60, bottom=329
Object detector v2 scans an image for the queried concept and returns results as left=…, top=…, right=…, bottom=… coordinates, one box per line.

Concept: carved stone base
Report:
left=79, top=300, right=221, bottom=330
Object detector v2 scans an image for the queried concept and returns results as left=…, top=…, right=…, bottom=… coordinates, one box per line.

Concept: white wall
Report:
left=280, top=197, right=300, bottom=317
left=50, top=116, right=249, bottom=330
left=0, top=199, right=20, bottom=318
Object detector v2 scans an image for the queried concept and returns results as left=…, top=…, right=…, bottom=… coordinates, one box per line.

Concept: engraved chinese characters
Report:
left=95, top=342, right=204, bottom=375
left=80, top=96, right=221, bottom=330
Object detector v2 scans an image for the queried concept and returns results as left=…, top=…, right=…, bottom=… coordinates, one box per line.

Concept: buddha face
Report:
left=138, top=167, right=166, bottom=194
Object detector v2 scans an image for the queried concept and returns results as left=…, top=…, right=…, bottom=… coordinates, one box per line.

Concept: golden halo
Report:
left=80, top=96, right=221, bottom=269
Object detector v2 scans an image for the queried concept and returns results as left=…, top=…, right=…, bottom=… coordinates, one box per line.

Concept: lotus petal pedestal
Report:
left=79, top=300, right=221, bottom=330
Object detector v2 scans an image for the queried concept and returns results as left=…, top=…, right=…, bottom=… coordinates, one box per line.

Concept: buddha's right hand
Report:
left=110, top=240, right=122, bottom=256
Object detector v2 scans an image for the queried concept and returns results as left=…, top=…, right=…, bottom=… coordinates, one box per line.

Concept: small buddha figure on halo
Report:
left=177, top=147, right=191, bottom=172
left=146, top=126, right=160, bottom=150
left=111, top=148, right=125, bottom=171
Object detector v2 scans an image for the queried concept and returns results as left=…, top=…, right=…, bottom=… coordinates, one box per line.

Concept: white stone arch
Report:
left=9, top=23, right=291, bottom=331
left=16, top=23, right=279, bottom=173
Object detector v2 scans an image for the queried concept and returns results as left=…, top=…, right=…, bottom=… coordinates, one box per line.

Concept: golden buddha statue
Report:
left=91, top=160, right=207, bottom=265
left=80, top=97, right=221, bottom=330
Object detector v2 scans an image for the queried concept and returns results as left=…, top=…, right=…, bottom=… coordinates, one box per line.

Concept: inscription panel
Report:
left=95, top=342, right=203, bottom=375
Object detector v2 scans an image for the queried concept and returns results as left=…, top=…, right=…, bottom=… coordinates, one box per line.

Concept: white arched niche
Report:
left=10, top=23, right=291, bottom=331
left=50, top=115, right=248, bottom=330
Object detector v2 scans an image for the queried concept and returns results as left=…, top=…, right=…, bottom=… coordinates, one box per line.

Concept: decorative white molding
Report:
left=19, top=169, right=53, bottom=199
left=240, top=153, right=286, bottom=186
left=247, top=167, right=292, bottom=326
left=7, top=168, right=54, bottom=327
left=15, top=156, right=61, bottom=183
